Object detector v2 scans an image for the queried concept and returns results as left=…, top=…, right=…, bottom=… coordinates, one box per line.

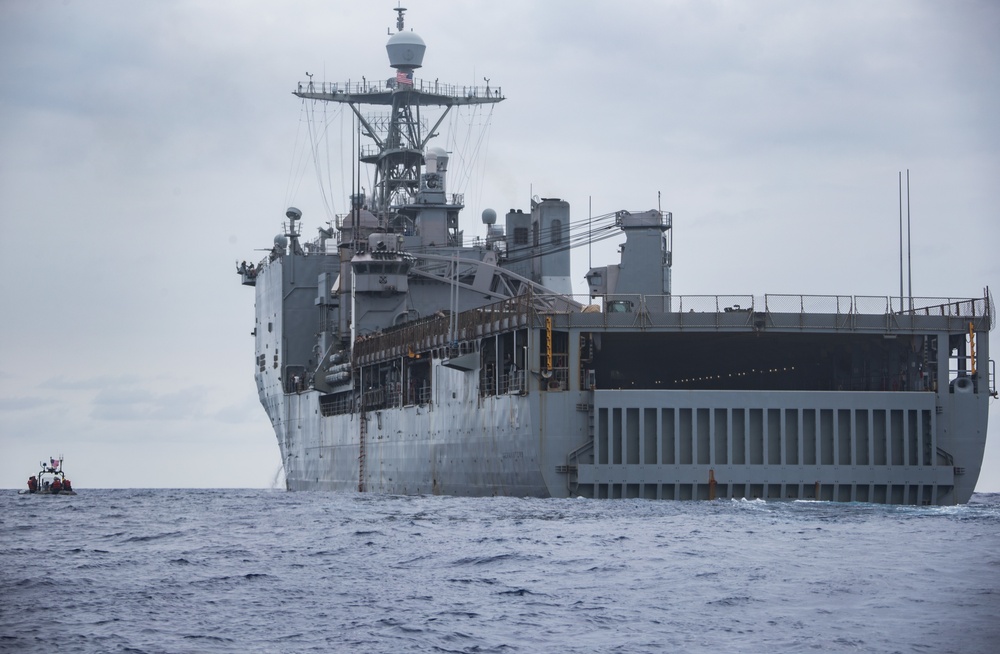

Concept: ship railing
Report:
left=360, top=382, right=404, bottom=411
left=361, top=387, right=385, bottom=411
left=356, top=294, right=538, bottom=363
left=481, top=375, right=496, bottom=397
left=576, top=294, right=759, bottom=329
left=993, top=359, right=998, bottom=397
left=296, top=79, right=502, bottom=100
left=480, top=370, right=525, bottom=397
left=578, top=293, right=989, bottom=319
left=319, top=392, right=356, bottom=417
left=948, top=358, right=997, bottom=396
left=355, top=290, right=990, bottom=366
left=501, top=370, right=526, bottom=395
left=668, top=294, right=757, bottom=314
left=564, top=292, right=991, bottom=332
left=889, top=295, right=993, bottom=324
left=764, top=294, right=854, bottom=314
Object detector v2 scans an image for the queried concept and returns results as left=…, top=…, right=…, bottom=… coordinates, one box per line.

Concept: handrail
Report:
left=353, top=290, right=992, bottom=365
left=634, top=293, right=990, bottom=321
left=295, top=79, right=502, bottom=100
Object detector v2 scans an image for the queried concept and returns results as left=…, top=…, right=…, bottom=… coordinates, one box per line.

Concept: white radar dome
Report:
left=274, top=234, right=288, bottom=248
left=386, top=30, right=426, bottom=69
left=482, top=208, right=497, bottom=225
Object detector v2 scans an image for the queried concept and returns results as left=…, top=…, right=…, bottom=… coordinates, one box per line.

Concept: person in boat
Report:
left=27, top=476, right=37, bottom=493
left=51, top=477, right=62, bottom=494
left=63, top=478, right=72, bottom=491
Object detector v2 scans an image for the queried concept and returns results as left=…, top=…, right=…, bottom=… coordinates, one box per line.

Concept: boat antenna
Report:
left=355, top=114, right=362, bottom=250
left=906, top=168, right=912, bottom=310
left=394, top=5, right=407, bottom=32
left=588, top=195, right=592, bottom=270
left=351, top=112, right=356, bottom=250
left=898, top=171, right=904, bottom=310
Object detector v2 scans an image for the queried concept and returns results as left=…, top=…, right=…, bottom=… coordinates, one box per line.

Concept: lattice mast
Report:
left=292, top=6, right=504, bottom=228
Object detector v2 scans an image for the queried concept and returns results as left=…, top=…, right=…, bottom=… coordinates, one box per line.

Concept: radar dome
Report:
left=286, top=206, right=302, bottom=220
left=481, top=208, right=497, bottom=225
left=274, top=234, right=288, bottom=248
left=386, top=30, right=426, bottom=69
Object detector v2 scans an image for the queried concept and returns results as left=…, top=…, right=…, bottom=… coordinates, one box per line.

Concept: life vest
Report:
left=51, top=479, right=62, bottom=491
left=27, top=477, right=37, bottom=491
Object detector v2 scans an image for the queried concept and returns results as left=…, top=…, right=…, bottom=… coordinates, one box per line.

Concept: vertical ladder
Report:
left=358, top=413, right=368, bottom=493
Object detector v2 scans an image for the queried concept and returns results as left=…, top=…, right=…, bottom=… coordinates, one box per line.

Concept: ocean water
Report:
left=2, top=490, right=998, bottom=654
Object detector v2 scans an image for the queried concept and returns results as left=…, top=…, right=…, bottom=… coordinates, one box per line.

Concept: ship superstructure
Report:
left=240, top=8, right=995, bottom=504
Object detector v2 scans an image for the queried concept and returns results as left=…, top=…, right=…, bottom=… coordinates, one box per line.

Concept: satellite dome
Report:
left=481, top=208, right=497, bottom=225
left=386, top=30, right=426, bottom=69
left=274, top=234, right=288, bottom=248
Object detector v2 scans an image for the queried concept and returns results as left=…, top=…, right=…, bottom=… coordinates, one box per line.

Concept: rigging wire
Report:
left=445, top=103, right=494, bottom=201
left=401, top=210, right=625, bottom=262
left=463, top=105, right=495, bottom=214
left=283, top=104, right=307, bottom=213
left=288, top=91, right=652, bottom=269
left=323, top=100, right=335, bottom=219
left=305, top=99, right=338, bottom=220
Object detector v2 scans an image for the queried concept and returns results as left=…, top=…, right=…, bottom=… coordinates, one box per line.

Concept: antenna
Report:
left=898, top=171, right=904, bottom=310
left=394, top=4, right=407, bottom=31
left=588, top=196, right=592, bottom=270
left=906, top=169, right=912, bottom=310
left=351, top=112, right=356, bottom=247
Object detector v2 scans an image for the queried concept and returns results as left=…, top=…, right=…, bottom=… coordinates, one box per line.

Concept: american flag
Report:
left=396, top=70, right=413, bottom=86
left=50, top=458, right=59, bottom=469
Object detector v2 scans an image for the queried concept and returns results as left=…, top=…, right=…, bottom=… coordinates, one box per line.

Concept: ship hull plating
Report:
left=260, top=361, right=989, bottom=505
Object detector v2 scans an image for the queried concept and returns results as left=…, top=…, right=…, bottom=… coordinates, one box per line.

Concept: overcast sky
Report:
left=1, top=0, right=997, bottom=490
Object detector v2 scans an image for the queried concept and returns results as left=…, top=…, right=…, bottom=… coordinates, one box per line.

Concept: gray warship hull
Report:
left=241, top=8, right=993, bottom=504
left=252, top=256, right=992, bottom=504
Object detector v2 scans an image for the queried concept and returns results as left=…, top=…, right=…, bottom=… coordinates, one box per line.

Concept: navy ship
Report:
left=239, top=8, right=994, bottom=504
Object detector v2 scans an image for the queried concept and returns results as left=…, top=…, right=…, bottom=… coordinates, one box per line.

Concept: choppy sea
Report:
left=2, top=490, right=998, bottom=654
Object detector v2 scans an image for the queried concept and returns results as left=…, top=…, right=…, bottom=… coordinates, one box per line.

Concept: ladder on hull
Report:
left=358, top=413, right=368, bottom=493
